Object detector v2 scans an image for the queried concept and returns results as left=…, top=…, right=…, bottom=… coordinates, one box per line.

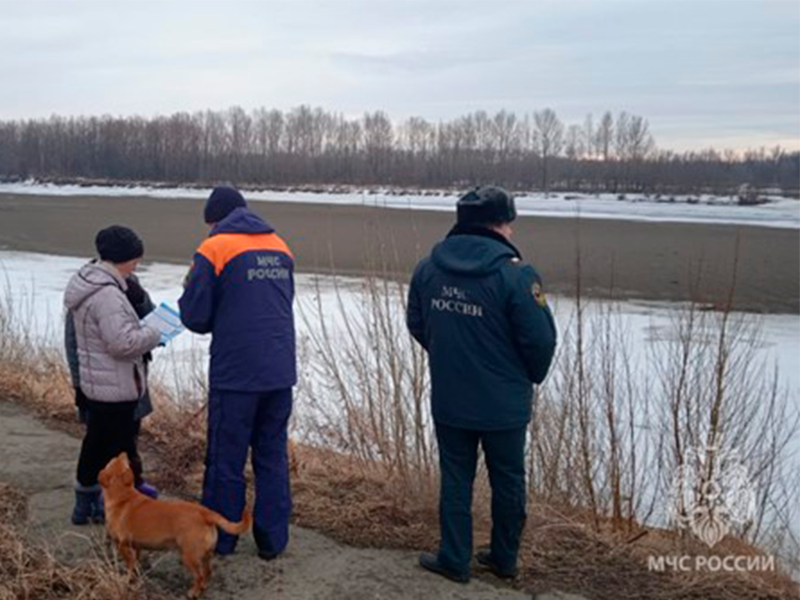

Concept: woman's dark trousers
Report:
left=76, top=400, right=139, bottom=487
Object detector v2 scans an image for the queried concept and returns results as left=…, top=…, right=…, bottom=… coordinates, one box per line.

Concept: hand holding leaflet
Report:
left=142, top=302, right=184, bottom=345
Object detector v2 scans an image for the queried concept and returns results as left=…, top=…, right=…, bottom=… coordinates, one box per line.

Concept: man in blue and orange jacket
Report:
left=179, top=186, right=296, bottom=561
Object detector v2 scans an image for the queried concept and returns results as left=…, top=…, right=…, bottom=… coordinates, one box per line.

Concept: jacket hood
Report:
left=431, top=232, right=518, bottom=276
left=64, top=260, right=126, bottom=311
left=210, top=207, right=274, bottom=236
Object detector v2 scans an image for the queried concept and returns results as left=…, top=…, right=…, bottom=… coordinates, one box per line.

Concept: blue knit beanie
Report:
left=204, top=186, right=247, bottom=224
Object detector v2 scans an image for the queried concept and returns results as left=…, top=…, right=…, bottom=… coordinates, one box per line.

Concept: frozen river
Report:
left=1, top=249, right=797, bottom=397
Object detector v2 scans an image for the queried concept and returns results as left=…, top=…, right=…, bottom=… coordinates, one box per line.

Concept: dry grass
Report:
left=0, top=335, right=170, bottom=598
left=521, top=504, right=798, bottom=600
left=0, top=483, right=168, bottom=600
left=135, top=392, right=208, bottom=496
left=290, top=445, right=442, bottom=550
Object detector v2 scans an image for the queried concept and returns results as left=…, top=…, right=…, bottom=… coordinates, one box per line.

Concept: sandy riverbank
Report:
left=0, top=192, right=797, bottom=313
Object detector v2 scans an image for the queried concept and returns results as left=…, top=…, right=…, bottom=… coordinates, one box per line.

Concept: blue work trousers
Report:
left=202, top=388, right=293, bottom=555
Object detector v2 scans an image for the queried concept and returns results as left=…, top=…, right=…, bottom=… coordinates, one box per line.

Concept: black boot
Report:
left=72, top=484, right=103, bottom=526
left=475, top=548, right=518, bottom=579
left=419, top=552, right=470, bottom=583
left=91, top=488, right=105, bottom=524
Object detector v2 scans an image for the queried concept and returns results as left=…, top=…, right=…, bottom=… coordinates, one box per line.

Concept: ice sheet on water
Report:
left=0, top=249, right=797, bottom=397
left=1, top=180, right=798, bottom=229
left=0, top=251, right=371, bottom=395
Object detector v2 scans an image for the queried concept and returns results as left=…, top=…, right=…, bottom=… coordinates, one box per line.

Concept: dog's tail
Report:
left=204, top=506, right=252, bottom=535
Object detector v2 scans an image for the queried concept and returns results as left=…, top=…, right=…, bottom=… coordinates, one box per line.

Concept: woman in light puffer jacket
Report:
left=65, top=273, right=160, bottom=498
left=63, top=226, right=161, bottom=525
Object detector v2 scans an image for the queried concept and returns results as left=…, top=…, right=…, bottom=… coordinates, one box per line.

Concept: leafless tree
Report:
left=533, top=108, right=564, bottom=192
left=595, top=111, right=614, bottom=162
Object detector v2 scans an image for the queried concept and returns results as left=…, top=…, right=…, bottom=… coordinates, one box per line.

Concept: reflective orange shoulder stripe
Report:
left=197, top=233, right=294, bottom=276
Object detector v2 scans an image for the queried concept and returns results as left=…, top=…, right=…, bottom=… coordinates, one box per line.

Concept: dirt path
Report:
left=0, top=401, right=588, bottom=600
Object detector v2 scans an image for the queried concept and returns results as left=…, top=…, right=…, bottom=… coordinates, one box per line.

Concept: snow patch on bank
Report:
left=1, top=180, right=798, bottom=229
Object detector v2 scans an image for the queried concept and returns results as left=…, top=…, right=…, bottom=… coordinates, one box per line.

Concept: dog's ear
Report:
left=121, top=460, right=134, bottom=487
left=98, top=467, right=109, bottom=487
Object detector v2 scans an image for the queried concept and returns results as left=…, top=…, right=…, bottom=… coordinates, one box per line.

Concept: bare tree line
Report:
left=0, top=106, right=797, bottom=194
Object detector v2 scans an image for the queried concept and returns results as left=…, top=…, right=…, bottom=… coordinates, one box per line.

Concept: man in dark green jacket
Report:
left=407, top=186, right=557, bottom=583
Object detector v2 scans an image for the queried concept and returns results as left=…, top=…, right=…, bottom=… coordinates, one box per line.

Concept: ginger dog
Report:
left=98, top=453, right=251, bottom=598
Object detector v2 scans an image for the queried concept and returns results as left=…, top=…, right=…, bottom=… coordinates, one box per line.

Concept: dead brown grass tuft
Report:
left=0, top=483, right=168, bottom=600
left=520, top=504, right=799, bottom=600
left=135, top=391, right=207, bottom=495
left=0, top=484, right=26, bottom=528
left=290, top=444, right=442, bottom=550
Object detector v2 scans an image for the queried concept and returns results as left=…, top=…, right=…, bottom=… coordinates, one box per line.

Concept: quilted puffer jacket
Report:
left=63, top=261, right=161, bottom=403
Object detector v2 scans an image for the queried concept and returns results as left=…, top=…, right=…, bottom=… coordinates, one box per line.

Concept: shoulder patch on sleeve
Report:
left=532, top=280, right=547, bottom=307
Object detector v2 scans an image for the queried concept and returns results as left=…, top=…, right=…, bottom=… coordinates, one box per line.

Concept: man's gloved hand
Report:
left=183, top=261, right=195, bottom=289
left=75, top=386, right=87, bottom=408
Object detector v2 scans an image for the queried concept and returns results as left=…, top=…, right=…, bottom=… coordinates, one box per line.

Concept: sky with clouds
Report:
left=1, top=0, right=798, bottom=152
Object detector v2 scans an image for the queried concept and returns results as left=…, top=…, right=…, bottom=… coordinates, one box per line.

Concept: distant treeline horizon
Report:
left=0, top=106, right=797, bottom=194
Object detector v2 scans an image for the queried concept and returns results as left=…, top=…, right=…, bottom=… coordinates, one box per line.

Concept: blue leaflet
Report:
left=142, top=302, right=185, bottom=344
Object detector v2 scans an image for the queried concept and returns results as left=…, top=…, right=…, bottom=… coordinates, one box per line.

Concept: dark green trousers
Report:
left=435, top=422, right=527, bottom=576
